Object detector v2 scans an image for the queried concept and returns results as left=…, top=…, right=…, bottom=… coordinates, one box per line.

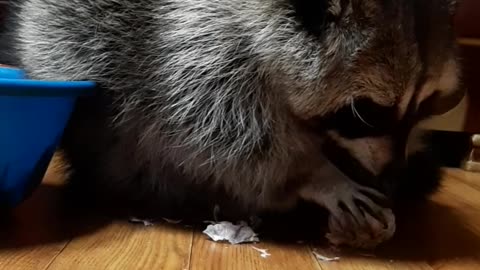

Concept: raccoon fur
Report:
left=1, top=0, right=462, bottom=248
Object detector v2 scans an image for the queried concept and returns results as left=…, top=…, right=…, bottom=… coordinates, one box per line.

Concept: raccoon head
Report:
left=284, top=0, right=462, bottom=199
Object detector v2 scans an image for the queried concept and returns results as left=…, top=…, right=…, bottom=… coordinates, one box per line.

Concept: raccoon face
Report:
left=287, top=0, right=461, bottom=192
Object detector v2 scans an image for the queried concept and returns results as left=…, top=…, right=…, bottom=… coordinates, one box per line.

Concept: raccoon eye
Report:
left=323, top=99, right=397, bottom=138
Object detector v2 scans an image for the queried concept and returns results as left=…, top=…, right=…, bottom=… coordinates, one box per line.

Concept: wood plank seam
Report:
left=186, top=230, right=194, bottom=270
left=308, top=245, right=327, bottom=270
left=44, top=240, right=72, bottom=270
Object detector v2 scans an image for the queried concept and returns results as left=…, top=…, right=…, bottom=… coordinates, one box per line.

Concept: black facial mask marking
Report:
left=307, top=98, right=398, bottom=139
left=321, top=136, right=380, bottom=189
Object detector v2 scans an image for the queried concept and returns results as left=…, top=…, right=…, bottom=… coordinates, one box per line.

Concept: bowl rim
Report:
left=0, top=67, right=96, bottom=97
left=0, top=79, right=97, bottom=97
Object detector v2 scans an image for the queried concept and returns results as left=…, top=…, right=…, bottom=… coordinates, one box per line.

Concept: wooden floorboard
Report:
left=0, top=163, right=70, bottom=270
left=46, top=223, right=193, bottom=270
left=446, top=169, right=480, bottom=192
left=189, top=231, right=320, bottom=270
left=2, top=165, right=480, bottom=270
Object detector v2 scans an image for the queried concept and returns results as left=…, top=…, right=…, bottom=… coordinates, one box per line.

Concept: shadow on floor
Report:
left=0, top=184, right=111, bottom=249
left=1, top=183, right=479, bottom=264
left=377, top=201, right=480, bottom=261
left=242, top=200, right=480, bottom=262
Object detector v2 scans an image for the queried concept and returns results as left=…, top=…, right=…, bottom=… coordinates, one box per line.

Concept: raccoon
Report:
left=3, top=0, right=462, bottom=248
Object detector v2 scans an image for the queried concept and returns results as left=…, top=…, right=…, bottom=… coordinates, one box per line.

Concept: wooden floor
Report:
left=2, top=163, right=480, bottom=270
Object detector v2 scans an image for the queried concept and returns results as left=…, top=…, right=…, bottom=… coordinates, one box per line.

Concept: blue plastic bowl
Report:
left=0, top=67, right=96, bottom=208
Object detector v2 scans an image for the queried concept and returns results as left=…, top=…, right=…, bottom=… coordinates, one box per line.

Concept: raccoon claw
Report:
left=325, top=184, right=396, bottom=249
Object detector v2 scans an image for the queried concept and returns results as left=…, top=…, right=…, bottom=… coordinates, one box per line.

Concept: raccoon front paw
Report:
left=300, top=178, right=395, bottom=249
left=323, top=183, right=396, bottom=249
